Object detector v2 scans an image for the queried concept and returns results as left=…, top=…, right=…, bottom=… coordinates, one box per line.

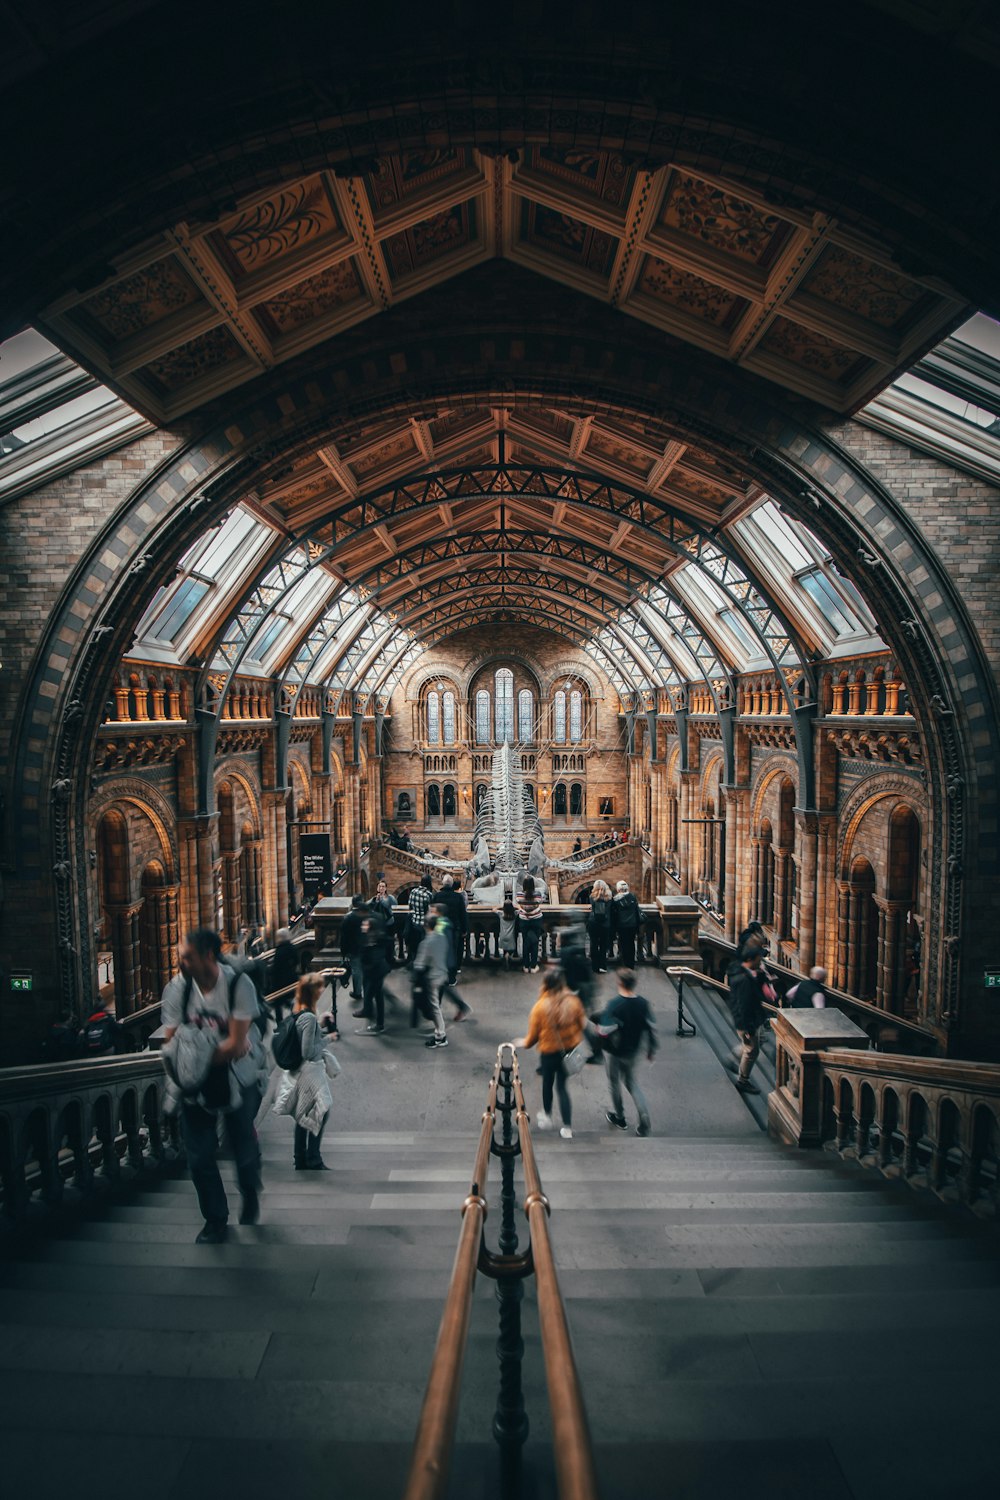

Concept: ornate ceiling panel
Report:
left=40, top=150, right=966, bottom=423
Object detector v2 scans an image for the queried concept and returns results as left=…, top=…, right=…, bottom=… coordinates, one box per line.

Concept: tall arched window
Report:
left=553, top=783, right=567, bottom=816
left=570, top=782, right=583, bottom=816
left=442, top=691, right=456, bottom=745
left=495, top=668, right=514, bottom=742
left=475, top=690, right=491, bottom=744
left=518, top=689, right=534, bottom=743
left=426, top=691, right=440, bottom=745
left=569, top=689, right=583, bottom=743
left=443, top=783, right=457, bottom=817
left=553, top=690, right=567, bottom=743
left=427, top=783, right=441, bottom=817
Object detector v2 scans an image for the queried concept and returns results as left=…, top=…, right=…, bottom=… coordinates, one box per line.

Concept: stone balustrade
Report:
left=311, top=894, right=696, bottom=970
left=768, top=1013, right=1000, bottom=1215
left=0, top=1055, right=168, bottom=1218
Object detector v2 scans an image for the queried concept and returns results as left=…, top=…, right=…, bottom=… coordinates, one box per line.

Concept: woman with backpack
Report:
left=273, top=973, right=339, bottom=1170
left=588, top=880, right=613, bottom=972
left=514, top=969, right=587, bottom=1140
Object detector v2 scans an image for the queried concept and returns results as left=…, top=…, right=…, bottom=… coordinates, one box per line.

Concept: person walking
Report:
left=413, top=914, right=452, bottom=1048
left=437, top=875, right=468, bottom=980
left=611, top=880, right=641, bottom=967
left=267, top=928, right=300, bottom=1020
left=285, top=973, right=334, bottom=1170
left=596, top=968, right=657, bottom=1136
left=430, top=903, right=472, bottom=1020
left=587, top=879, right=613, bottom=972
left=355, top=908, right=391, bottom=1034
left=518, top=875, right=544, bottom=973
left=514, top=969, right=587, bottom=1140
left=342, top=894, right=366, bottom=1008
left=406, top=876, right=434, bottom=963
left=161, top=928, right=263, bottom=1243
left=728, top=943, right=775, bottom=1094
left=786, top=965, right=829, bottom=1008
left=372, top=879, right=397, bottom=968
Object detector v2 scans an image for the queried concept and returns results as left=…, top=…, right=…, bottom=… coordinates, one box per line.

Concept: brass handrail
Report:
left=404, top=1046, right=599, bottom=1500
left=404, top=1051, right=501, bottom=1500
left=512, top=1058, right=599, bottom=1500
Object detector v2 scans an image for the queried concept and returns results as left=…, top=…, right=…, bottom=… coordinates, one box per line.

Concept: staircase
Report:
left=1, top=972, right=997, bottom=1499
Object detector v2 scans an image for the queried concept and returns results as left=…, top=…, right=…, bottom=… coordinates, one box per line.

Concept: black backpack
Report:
left=616, top=894, right=639, bottom=930
left=272, top=1011, right=304, bottom=1071
left=81, top=1012, right=115, bottom=1055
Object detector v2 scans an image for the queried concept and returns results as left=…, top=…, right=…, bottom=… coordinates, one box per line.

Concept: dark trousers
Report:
left=617, top=929, right=637, bottom=967
left=522, top=919, right=542, bottom=969
left=362, top=963, right=389, bottom=1026
left=405, top=920, right=424, bottom=964
left=294, top=1111, right=328, bottom=1166
left=180, top=1083, right=260, bottom=1226
left=589, top=923, right=610, bottom=969
left=540, top=1051, right=572, bottom=1126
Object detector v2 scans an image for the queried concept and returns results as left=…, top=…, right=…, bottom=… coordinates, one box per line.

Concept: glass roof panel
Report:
left=0, top=326, right=150, bottom=500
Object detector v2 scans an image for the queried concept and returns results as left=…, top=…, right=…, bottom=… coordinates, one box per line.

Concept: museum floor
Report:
left=0, top=966, right=997, bottom=1499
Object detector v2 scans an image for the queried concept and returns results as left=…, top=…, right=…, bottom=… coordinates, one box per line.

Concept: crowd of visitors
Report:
left=141, top=848, right=825, bottom=1244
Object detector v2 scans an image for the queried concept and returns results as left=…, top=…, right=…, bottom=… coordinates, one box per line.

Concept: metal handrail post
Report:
left=675, top=973, right=696, bottom=1037
left=491, top=1043, right=529, bottom=1484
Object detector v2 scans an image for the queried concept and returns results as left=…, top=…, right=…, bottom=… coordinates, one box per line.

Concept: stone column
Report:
left=178, top=815, right=219, bottom=931
left=261, top=791, right=289, bottom=940
left=107, top=901, right=143, bottom=1014
left=796, top=811, right=819, bottom=972
left=835, top=884, right=851, bottom=990
left=678, top=770, right=698, bottom=894
left=773, top=849, right=789, bottom=942
left=344, top=765, right=362, bottom=875
left=723, top=788, right=740, bottom=942
left=221, top=851, right=241, bottom=940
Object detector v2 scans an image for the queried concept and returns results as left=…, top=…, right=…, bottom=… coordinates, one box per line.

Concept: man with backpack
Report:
left=160, top=927, right=263, bottom=1243
left=612, top=880, right=641, bottom=967
left=595, top=968, right=658, bottom=1137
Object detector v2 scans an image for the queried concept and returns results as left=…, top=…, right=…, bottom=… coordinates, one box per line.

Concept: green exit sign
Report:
left=986, top=971, right=1000, bottom=989
left=10, top=973, right=32, bottom=992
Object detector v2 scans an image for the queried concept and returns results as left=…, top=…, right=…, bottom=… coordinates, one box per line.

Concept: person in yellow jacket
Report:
left=514, top=969, right=587, bottom=1140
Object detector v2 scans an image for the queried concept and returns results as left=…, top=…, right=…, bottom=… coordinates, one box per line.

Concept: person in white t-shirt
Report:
left=161, top=927, right=262, bottom=1244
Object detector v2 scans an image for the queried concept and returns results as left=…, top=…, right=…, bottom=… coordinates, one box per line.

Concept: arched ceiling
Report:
left=5, top=0, right=991, bottom=711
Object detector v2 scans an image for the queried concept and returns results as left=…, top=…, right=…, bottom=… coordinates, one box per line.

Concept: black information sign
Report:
left=300, top=832, right=332, bottom=897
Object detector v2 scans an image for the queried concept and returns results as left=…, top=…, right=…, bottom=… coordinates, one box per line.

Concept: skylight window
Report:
left=0, top=327, right=150, bottom=500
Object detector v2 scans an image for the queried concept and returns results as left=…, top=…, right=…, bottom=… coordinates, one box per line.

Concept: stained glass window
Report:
left=553, top=690, right=567, bottom=743
left=426, top=691, right=440, bottom=744
left=569, top=690, right=583, bottom=743
left=442, top=690, right=456, bottom=745
left=495, top=668, right=514, bottom=742
left=475, top=690, right=491, bottom=744
left=518, top=689, right=534, bottom=743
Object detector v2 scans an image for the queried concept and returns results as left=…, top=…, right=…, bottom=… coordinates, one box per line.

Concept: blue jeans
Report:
left=607, top=1053, right=650, bottom=1129
left=180, top=1082, right=260, bottom=1225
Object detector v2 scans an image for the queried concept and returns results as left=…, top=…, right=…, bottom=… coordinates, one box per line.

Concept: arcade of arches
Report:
left=1, top=2, right=999, bottom=1066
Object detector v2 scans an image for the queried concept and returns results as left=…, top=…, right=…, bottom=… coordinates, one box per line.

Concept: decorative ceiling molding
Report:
left=39, top=149, right=966, bottom=424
